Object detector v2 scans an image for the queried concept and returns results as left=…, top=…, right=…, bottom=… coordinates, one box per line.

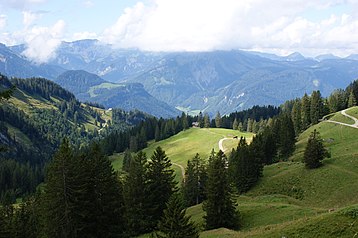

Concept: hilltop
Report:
left=189, top=107, right=358, bottom=237
left=111, top=128, right=254, bottom=181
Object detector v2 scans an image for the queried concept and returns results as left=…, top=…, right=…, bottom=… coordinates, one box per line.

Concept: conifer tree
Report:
left=155, top=194, right=199, bottom=238
left=43, top=138, right=82, bottom=238
left=277, top=114, right=296, bottom=159
left=124, top=151, right=151, bottom=235
left=122, top=149, right=132, bottom=172
left=303, top=130, right=330, bottom=169
left=204, top=150, right=238, bottom=230
left=203, top=113, right=210, bottom=128
left=215, top=112, right=222, bottom=128
left=348, top=90, right=357, bottom=107
left=182, top=154, right=207, bottom=207
left=146, top=147, right=177, bottom=229
left=291, top=100, right=302, bottom=135
left=310, top=91, right=324, bottom=124
left=232, top=118, right=238, bottom=130
left=85, top=143, right=127, bottom=237
left=301, top=93, right=311, bottom=130
left=181, top=112, right=189, bottom=130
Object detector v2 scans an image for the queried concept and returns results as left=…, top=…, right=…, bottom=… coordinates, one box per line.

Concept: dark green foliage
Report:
left=327, top=89, right=347, bottom=113
left=182, top=153, right=207, bottom=207
left=146, top=147, right=177, bottom=229
left=42, top=138, right=80, bottom=238
left=276, top=114, right=296, bottom=159
left=215, top=112, right=222, bottom=128
left=124, top=151, right=151, bottom=235
left=203, top=113, right=210, bottom=128
left=229, top=137, right=263, bottom=194
left=43, top=140, right=126, bottom=237
left=301, top=93, right=311, bottom=130
left=83, top=143, right=126, bottom=237
left=204, top=150, right=239, bottom=230
left=303, top=130, right=330, bottom=169
left=122, top=149, right=132, bottom=172
left=155, top=194, right=199, bottom=238
left=310, top=91, right=324, bottom=124
left=291, top=99, right=302, bottom=135
left=348, top=90, right=357, bottom=107
left=11, top=77, right=75, bottom=101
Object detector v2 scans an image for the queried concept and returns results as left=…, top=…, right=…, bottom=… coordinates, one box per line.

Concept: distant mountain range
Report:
left=2, top=39, right=358, bottom=115
left=55, top=70, right=179, bottom=118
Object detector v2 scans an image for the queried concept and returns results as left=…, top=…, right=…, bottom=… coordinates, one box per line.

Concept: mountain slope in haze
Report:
left=0, top=43, right=65, bottom=79
left=55, top=70, right=180, bottom=118
left=5, top=40, right=358, bottom=115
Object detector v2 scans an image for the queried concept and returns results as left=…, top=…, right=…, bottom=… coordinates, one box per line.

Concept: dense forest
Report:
left=0, top=73, right=357, bottom=237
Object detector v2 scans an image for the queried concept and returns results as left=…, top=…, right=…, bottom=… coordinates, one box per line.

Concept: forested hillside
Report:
left=0, top=74, right=357, bottom=237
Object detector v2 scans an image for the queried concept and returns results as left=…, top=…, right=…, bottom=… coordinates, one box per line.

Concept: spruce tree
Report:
left=348, top=90, right=357, bottom=107
left=228, top=137, right=262, bottom=193
left=215, top=112, right=222, bottom=128
left=277, top=114, right=296, bottom=160
left=303, top=130, right=330, bottom=169
left=232, top=118, right=238, bottom=130
left=155, top=194, right=199, bottom=238
left=182, top=154, right=207, bottom=207
left=85, top=143, right=126, bottom=237
left=124, top=151, right=151, bottom=235
left=146, top=147, right=177, bottom=229
left=203, top=113, right=210, bottom=128
left=301, top=93, right=311, bottom=130
left=204, top=150, right=238, bottom=230
left=122, top=149, right=132, bottom=172
left=310, top=91, right=324, bottom=124
left=291, top=100, right=302, bottom=135
left=43, top=138, right=83, bottom=238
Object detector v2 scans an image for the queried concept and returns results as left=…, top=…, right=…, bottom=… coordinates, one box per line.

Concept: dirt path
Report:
left=341, top=109, right=358, bottom=127
left=323, top=108, right=358, bottom=129
left=219, top=138, right=230, bottom=152
left=172, top=162, right=185, bottom=179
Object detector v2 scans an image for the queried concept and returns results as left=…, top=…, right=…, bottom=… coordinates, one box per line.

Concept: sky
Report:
left=0, top=0, right=357, bottom=63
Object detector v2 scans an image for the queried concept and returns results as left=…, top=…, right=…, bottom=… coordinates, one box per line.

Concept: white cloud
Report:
left=22, top=11, right=41, bottom=28
left=72, top=31, right=97, bottom=41
left=101, top=0, right=358, bottom=56
left=22, top=20, right=65, bottom=63
left=0, top=15, right=6, bottom=29
left=0, top=0, right=46, bottom=9
left=83, top=0, right=94, bottom=8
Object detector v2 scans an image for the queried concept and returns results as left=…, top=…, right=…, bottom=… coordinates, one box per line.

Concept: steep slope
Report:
left=0, top=43, right=65, bottom=79
left=56, top=70, right=180, bottom=118
left=5, top=40, right=358, bottom=115
left=192, top=112, right=358, bottom=237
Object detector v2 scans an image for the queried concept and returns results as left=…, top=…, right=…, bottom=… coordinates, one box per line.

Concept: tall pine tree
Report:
left=182, top=154, right=207, bottom=207
left=204, top=150, right=238, bottom=230
left=155, top=194, right=199, bottom=238
left=124, top=151, right=151, bottom=236
left=303, top=130, right=330, bottom=169
left=146, top=147, right=177, bottom=229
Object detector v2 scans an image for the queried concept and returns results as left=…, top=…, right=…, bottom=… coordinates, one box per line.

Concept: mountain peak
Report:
left=285, top=52, right=306, bottom=61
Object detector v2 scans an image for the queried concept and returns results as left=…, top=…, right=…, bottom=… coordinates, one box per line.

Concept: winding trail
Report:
left=219, top=138, right=230, bottom=152
left=323, top=108, right=358, bottom=129
left=172, top=162, right=185, bottom=179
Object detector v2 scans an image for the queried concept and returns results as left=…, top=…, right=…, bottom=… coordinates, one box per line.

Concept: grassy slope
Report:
left=346, top=106, right=358, bottom=118
left=8, top=88, right=107, bottom=133
left=330, top=112, right=355, bottom=124
left=110, top=128, right=253, bottom=181
left=191, top=110, right=358, bottom=237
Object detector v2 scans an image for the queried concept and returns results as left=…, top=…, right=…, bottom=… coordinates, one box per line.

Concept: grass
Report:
left=190, top=118, right=358, bottom=237
left=111, top=128, right=253, bottom=181
left=88, top=83, right=125, bottom=97
left=330, top=112, right=355, bottom=124
left=345, top=106, right=358, bottom=119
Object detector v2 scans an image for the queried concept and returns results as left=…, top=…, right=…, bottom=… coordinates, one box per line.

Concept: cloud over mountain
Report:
left=101, top=0, right=358, bottom=56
